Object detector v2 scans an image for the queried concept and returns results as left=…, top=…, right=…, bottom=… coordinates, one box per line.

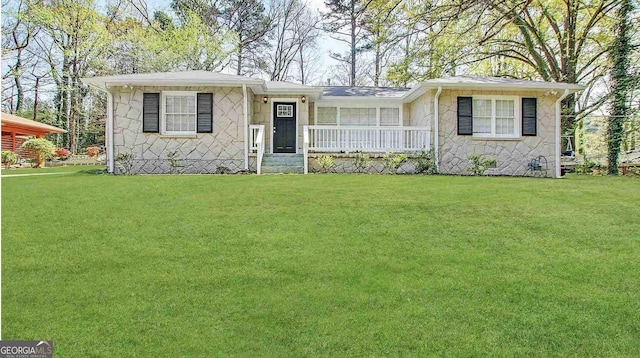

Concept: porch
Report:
left=249, top=124, right=431, bottom=174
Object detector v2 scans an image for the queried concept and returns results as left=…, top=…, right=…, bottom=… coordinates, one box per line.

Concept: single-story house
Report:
left=1, top=112, right=67, bottom=158
left=81, top=71, right=584, bottom=177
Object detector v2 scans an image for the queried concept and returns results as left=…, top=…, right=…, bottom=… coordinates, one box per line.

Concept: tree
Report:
left=607, top=0, right=634, bottom=175
left=323, top=0, right=372, bottom=86
left=266, top=0, right=321, bottom=82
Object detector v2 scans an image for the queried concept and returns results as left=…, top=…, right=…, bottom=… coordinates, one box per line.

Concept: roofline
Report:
left=402, top=81, right=586, bottom=102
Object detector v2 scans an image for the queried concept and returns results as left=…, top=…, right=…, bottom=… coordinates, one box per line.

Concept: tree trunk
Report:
left=607, top=0, right=632, bottom=175
left=350, top=0, right=356, bottom=86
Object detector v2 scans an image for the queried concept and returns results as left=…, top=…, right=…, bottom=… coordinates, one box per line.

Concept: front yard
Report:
left=2, top=170, right=639, bottom=356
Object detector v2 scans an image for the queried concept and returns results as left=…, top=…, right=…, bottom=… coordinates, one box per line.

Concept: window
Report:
left=471, top=96, right=519, bottom=138
left=314, top=105, right=402, bottom=126
left=277, top=104, right=294, bottom=117
left=316, top=107, right=337, bottom=125
left=162, top=92, right=197, bottom=135
left=341, top=107, right=376, bottom=126
left=380, top=108, right=400, bottom=126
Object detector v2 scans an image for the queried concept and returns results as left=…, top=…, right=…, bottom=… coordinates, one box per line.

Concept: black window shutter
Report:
left=457, top=97, right=473, bottom=135
left=142, top=93, right=160, bottom=133
left=197, top=93, right=213, bottom=133
left=522, top=97, right=537, bottom=136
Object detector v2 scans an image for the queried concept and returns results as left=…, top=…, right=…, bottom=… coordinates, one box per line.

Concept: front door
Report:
left=273, top=102, right=297, bottom=153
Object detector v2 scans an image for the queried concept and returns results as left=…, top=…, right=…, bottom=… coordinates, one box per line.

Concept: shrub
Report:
left=2, top=150, right=18, bottom=169
left=166, top=150, right=183, bottom=174
left=55, top=148, right=71, bottom=160
left=317, top=155, right=334, bottom=173
left=576, top=158, right=601, bottom=175
left=86, top=146, right=100, bottom=158
left=21, top=138, right=55, bottom=168
left=353, top=152, right=371, bottom=173
left=414, top=149, right=437, bottom=174
left=382, top=152, right=408, bottom=174
left=467, top=154, right=497, bottom=175
left=115, top=152, right=135, bottom=175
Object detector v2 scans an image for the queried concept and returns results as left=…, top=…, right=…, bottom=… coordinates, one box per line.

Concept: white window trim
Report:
left=471, top=95, right=520, bottom=139
left=314, top=101, right=403, bottom=127
left=161, top=91, right=198, bottom=136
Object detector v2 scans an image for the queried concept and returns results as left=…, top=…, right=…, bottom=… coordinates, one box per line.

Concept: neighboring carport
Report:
left=1, top=112, right=66, bottom=156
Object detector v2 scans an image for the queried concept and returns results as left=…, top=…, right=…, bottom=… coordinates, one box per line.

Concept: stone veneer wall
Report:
left=112, top=86, right=246, bottom=174
left=252, top=95, right=309, bottom=153
left=437, top=89, right=558, bottom=176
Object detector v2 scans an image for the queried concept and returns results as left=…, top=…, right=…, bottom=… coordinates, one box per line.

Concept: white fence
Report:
left=304, top=125, right=431, bottom=152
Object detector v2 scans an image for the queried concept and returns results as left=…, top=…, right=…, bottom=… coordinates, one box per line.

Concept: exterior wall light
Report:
left=301, top=95, right=306, bottom=103
left=263, top=96, right=268, bottom=103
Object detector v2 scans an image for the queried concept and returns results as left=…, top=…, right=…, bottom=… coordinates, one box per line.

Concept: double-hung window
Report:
left=162, top=91, right=197, bottom=135
left=314, top=105, right=402, bottom=126
left=471, top=96, right=519, bottom=138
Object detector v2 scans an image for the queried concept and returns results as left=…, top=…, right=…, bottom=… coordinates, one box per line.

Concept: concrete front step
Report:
left=261, top=165, right=304, bottom=174
left=261, top=154, right=304, bottom=174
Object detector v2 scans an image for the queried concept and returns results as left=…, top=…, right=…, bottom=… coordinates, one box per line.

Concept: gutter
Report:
left=242, top=84, right=249, bottom=170
left=433, top=86, right=442, bottom=172
left=105, top=84, right=114, bottom=173
left=555, top=88, right=570, bottom=178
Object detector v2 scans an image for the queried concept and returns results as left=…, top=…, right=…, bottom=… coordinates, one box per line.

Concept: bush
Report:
left=467, top=154, right=497, bottom=175
left=382, top=152, right=408, bottom=174
left=353, top=152, right=371, bottom=173
left=21, top=138, right=55, bottom=168
left=414, top=149, right=437, bottom=174
left=2, top=150, right=18, bottom=169
left=55, top=148, right=71, bottom=160
left=576, top=158, right=601, bottom=175
left=316, top=155, right=334, bottom=173
left=115, top=152, right=135, bottom=175
left=85, top=146, right=100, bottom=158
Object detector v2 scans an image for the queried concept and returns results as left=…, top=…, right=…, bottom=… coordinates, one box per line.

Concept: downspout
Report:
left=242, top=84, right=249, bottom=170
left=555, top=88, right=570, bottom=178
left=105, top=84, right=114, bottom=173
left=433, top=86, right=442, bottom=172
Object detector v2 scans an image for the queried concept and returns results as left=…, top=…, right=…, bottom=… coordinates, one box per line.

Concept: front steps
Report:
left=261, top=154, right=304, bottom=174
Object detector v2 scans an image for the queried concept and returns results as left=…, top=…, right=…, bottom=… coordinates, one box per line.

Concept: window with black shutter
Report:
left=457, top=97, right=473, bottom=135
left=197, top=93, right=213, bottom=133
left=143, top=93, right=160, bottom=133
left=522, top=98, right=537, bottom=136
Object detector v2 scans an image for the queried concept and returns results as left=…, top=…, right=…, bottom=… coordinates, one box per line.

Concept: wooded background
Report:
left=2, top=0, right=638, bottom=171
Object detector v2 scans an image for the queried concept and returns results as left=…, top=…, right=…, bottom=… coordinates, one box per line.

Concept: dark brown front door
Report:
left=273, top=102, right=296, bottom=153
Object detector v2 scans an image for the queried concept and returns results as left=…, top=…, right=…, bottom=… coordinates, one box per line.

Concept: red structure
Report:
left=1, top=112, right=66, bottom=157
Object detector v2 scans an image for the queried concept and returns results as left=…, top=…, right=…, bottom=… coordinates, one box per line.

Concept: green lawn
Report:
left=2, top=170, right=639, bottom=356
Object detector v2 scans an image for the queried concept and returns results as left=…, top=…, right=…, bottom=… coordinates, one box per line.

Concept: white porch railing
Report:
left=304, top=125, right=431, bottom=152
left=302, top=125, right=431, bottom=174
left=249, top=124, right=265, bottom=174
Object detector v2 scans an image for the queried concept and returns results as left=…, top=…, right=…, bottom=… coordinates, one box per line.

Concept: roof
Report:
left=1, top=112, right=67, bottom=134
left=82, top=70, right=264, bottom=87
left=81, top=71, right=324, bottom=97
left=403, top=76, right=586, bottom=102
left=322, top=86, right=409, bottom=98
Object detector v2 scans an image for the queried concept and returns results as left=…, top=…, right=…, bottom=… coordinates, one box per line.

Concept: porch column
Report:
left=11, top=131, right=16, bottom=151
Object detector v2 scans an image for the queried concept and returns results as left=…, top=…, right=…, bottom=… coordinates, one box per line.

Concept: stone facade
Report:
left=112, top=84, right=559, bottom=177
left=411, top=89, right=558, bottom=177
left=112, top=86, right=246, bottom=174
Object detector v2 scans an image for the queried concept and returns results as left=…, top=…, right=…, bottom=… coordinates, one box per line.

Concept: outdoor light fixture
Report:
left=263, top=96, right=268, bottom=103
left=301, top=95, right=306, bottom=103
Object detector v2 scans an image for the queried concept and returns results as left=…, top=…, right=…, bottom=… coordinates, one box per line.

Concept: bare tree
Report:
left=267, top=0, right=321, bottom=82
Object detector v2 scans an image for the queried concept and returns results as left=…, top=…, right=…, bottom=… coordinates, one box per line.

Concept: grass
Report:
left=1, top=165, right=105, bottom=176
left=2, top=169, right=640, bottom=356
